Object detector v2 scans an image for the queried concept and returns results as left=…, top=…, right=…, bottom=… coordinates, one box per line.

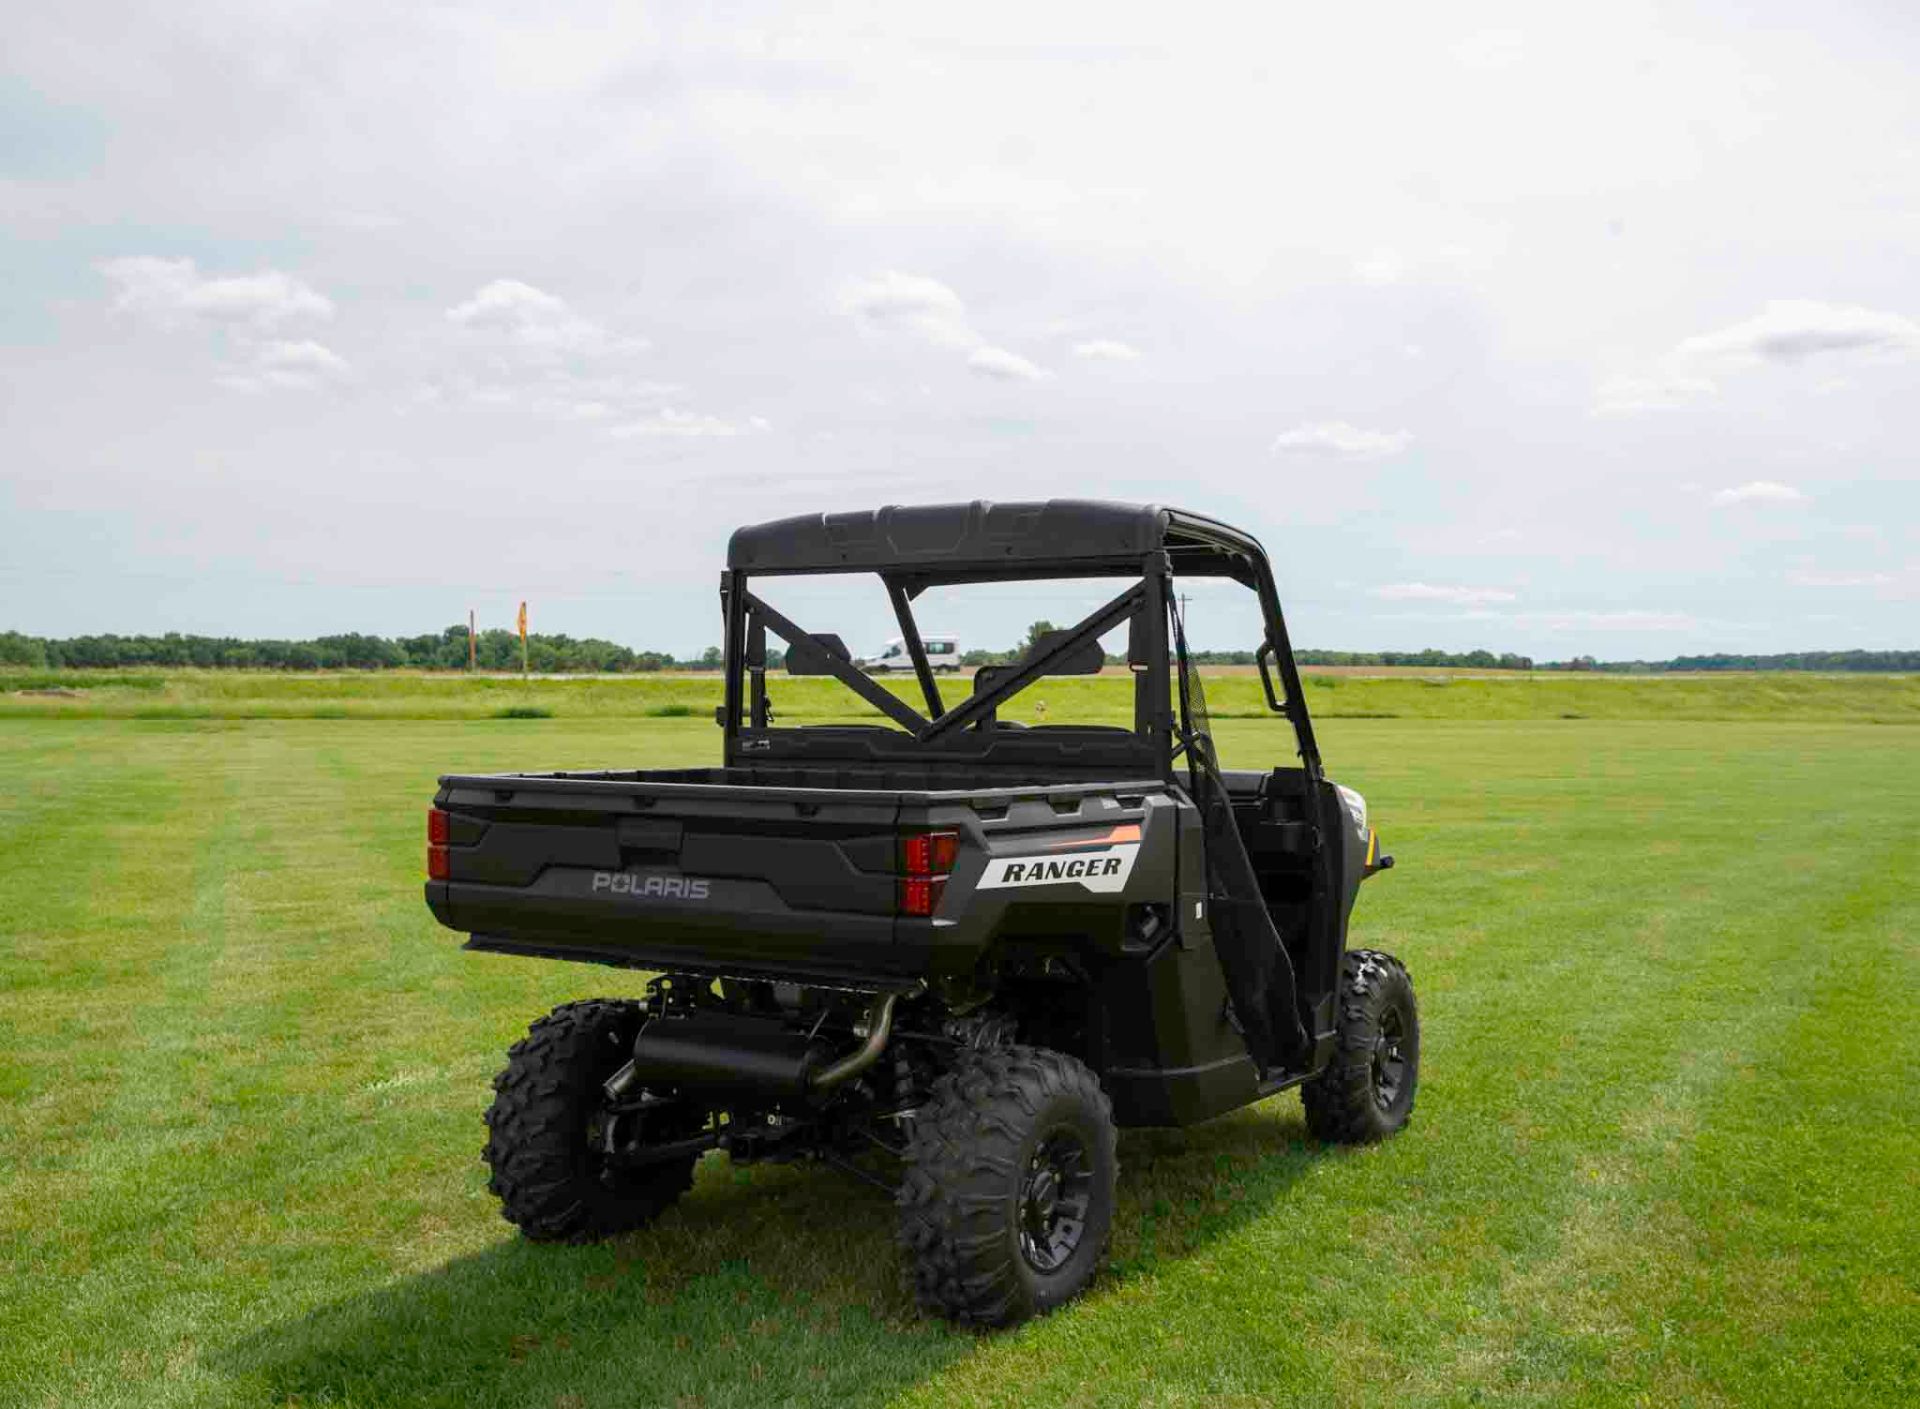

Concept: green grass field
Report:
left=6, top=666, right=1920, bottom=723
left=3, top=694, right=1917, bottom=1406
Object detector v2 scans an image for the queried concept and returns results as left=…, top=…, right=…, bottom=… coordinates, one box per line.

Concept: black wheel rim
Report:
left=1372, top=1004, right=1409, bottom=1112
left=1018, top=1126, right=1093, bottom=1274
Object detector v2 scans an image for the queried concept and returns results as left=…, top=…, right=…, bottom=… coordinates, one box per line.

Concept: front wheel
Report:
left=897, top=1045, right=1117, bottom=1327
left=1301, top=950, right=1420, bottom=1144
left=483, top=999, right=698, bottom=1242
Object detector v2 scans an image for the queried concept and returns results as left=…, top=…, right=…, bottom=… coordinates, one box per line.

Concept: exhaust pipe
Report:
left=808, top=991, right=900, bottom=1091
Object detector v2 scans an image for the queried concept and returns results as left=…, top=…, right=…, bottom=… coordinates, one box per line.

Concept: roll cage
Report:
left=716, top=499, right=1322, bottom=781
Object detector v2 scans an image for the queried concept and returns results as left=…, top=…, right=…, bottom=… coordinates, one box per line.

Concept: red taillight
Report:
left=901, top=830, right=959, bottom=876
left=898, top=876, right=946, bottom=916
left=428, top=809, right=451, bottom=878
left=898, top=830, right=957, bottom=916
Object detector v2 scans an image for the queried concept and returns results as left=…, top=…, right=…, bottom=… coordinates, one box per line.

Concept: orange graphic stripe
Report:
left=1042, top=823, right=1142, bottom=849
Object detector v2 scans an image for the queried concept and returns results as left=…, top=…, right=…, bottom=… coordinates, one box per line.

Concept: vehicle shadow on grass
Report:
left=223, top=1096, right=1328, bottom=1409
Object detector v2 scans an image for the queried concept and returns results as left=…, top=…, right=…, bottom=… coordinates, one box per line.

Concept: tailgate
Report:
left=425, top=773, right=907, bottom=983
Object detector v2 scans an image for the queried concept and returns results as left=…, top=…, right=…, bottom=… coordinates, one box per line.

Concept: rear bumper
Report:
left=460, top=932, right=914, bottom=988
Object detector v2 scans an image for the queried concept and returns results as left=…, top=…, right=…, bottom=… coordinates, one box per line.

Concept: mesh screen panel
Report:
left=1171, top=596, right=1308, bottom=1069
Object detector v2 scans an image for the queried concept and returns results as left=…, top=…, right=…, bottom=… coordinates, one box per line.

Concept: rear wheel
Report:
left=896, top=1045, right=1117, bottom=1326
left=1302, top=950, right=1420, bottom=1144
left=483, top=999, right=698, bottom=1242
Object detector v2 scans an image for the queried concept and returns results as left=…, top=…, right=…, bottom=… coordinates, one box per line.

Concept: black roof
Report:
left=727, top=500, right=1269, bottom=582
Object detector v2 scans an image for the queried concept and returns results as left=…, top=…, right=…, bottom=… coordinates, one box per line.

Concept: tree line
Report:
left=0, top=626, right=712, bottom=673
left=1, top=626, right=1914, bottom=675
left=1551, top=650, right=1920, bottom=673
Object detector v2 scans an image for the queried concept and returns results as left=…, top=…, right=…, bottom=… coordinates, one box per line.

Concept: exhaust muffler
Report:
left=604, top=992, right=900, bottom=1099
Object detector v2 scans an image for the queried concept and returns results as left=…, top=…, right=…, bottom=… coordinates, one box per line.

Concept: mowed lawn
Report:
left=1, top=713, right=1916, bottom=1408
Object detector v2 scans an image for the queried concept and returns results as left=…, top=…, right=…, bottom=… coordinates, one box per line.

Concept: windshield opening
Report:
left=743, top=572, right=1144, bottom=733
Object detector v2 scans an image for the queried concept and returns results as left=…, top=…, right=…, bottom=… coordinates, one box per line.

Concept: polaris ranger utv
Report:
left=424, top=500, right=1417, bottom=1326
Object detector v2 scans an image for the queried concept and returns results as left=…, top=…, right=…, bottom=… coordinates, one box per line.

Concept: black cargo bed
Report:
left=428, top=768, right=1166, bottom=984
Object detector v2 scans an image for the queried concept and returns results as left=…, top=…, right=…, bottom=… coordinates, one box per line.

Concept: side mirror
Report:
left=1255, top=641, right=1287, bottom=713
left=784, top=633, right=853, bottom=676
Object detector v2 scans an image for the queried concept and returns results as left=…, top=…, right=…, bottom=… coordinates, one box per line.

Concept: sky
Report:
left=3, top=0, right=1917, bottom=660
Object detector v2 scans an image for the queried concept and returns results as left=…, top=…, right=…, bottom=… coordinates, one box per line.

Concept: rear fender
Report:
left=898, top=790, right=1182, bottom=985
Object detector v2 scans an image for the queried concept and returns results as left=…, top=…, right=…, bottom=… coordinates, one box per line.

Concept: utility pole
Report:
left=467, top=609, right=477, bottom=671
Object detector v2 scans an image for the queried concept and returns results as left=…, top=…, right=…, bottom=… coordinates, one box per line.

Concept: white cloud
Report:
left=967, top=345, right=1050, bottom=381
left=215, top=339, right=352, bottom=394
left=1674, top=299, right=1920, bottom=369
left=840, top=270, right=975, bottom=349
left=607, top=407, right=753, bottom=439
left=446, top=278, right=643, bottom=358
left=434, top=283, right=680, bottom=427
left=447, top=278, right=568, bottom=327
left=1712, top=480, right=1805, bottom=506
left=257, top=339, right=349, bottom=375
left=1786, top=569, right=1893, bottom=587
left=1270, top=421, right=1412, bottom=458
left=1071, top=338, right=1142, bottom=361
left=98, top=256, right=333, bottom=326
left=1372, top=582, right=1518, bottom=605
left=1591, top=372, right=1718, bottom=417
left=98, top=257, right=343, bottom=393
left=840, top=270, right=1048, bottom=382
left=1595, top=300, right=1920, bottom=416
